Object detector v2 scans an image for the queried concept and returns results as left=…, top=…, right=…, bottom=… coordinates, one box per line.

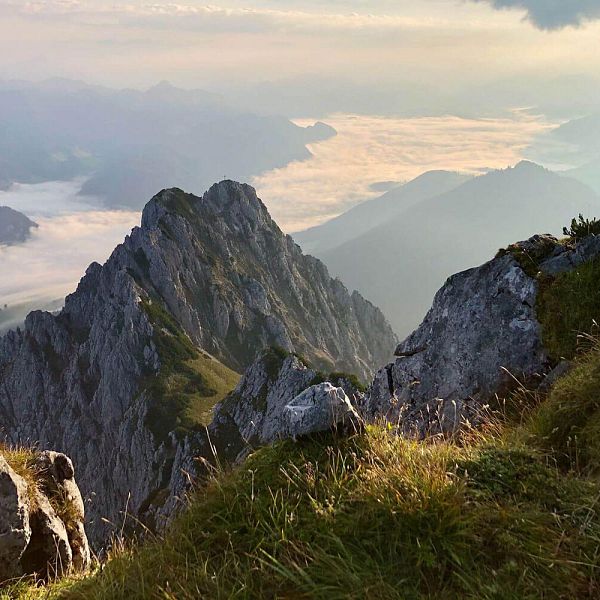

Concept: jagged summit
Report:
left=130, top=181, right=397, bottom=376
left=143, top=181, right=272, bottom=229
left=0, top=180, right=395, bottom=545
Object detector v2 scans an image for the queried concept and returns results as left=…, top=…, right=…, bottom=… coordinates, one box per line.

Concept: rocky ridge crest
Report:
left=0, top=181, right=395, bottom=546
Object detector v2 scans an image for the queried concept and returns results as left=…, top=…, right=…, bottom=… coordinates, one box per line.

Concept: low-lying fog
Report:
left=0, top=180, right=138, bottom=331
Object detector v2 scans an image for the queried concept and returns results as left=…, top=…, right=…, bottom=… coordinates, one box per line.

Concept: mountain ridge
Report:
left=0, top=205, right=38, bottom=245
left=293, top=169, right=471, bottom=254
left=0, top=180, right=395, bottom=545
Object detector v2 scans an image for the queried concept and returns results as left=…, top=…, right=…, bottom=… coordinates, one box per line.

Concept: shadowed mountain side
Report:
left=316, top=161, right=600, bottom=336
left=293, top=170, right=471, bottom=254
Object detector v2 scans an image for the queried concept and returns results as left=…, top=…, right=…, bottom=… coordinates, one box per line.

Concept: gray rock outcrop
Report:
left=0, top=456, right=30, bottom=584
left=208, top=350, right=319, bottom=461
left=34, top=452, right=91, bottom=571
left=363, top=234, right=600, bottom=436
left=191, top=349, right=367, bottom=473
left=368, top=252, right=544, bottom=434
left=0, top=181, right=395, bottom=547
left=0, top=451, right=89, bottom=585
left=283, top=383, right=360, bottom=439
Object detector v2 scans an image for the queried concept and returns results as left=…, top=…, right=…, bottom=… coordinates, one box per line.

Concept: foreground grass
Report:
left=12, top=299, right=600, bottom=598
left=8, top=421, right=600, bottom=600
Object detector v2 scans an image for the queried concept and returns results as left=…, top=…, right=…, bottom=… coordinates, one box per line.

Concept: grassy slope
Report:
left=140, top=298, right=240, bottom=438
left=9, top=400, right=600, bottom=599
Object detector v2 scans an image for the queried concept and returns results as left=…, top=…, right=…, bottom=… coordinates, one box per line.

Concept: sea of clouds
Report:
left=253, top=111, right=555, bottom=232
left=0, top=180, right=139, bottom=328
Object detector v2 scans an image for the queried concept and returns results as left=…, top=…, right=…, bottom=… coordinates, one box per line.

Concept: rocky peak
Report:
left=124, top=182, right=396, bottom=377
left=0, top=180, right=395, bottom=547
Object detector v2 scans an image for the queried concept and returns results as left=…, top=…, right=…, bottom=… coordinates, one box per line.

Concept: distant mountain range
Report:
left=0, top=205, right=37, bottom=245
left=295, top=161, right=600, bottom=336
left=527, top=112, right=600, bottom=195
left=295, top=170, right=472, bottom=254
left=0, top=78, right=335, bottom=209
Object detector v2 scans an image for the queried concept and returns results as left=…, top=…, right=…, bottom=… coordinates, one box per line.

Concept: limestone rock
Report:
left=539, top=234, right=600, bottom=275
left=0, top=456, right=30, bottom=584
left=0, top=451, right=89, bottom=585
left=283, top=383, right=360, bottom=439
left=21, top=493, right=72, bottom=580
left=209, top=349, right=318, bottom=460
left=34, top=452, right=90, bottom=572
left=364, top=252, right=548, bottom=436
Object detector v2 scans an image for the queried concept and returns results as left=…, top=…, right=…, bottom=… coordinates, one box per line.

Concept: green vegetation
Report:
left=525, top=342, right=600, bottom=473
left=536, top=257, right=600, bottom=360
left=0, top=446, right=80, bottom=533
left=562, top=214, right=600, bottom=241
left=495, top=237, right=557, bottom=278
left=11, top=391, right=600, bottom=599
left=140, top=299, right=239, bottom=439
left=310, top=370, right=367, bottom=393
left=184, top=353, right=240, bottom=425
left=160, top=189, right=197, bottom=221
left=1, top=445, right=39, bottom=503
left=261, top=345, right=290, bottom=381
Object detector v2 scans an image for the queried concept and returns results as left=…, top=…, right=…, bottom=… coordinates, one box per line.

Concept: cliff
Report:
left=0, top=181, right=395, bottom=546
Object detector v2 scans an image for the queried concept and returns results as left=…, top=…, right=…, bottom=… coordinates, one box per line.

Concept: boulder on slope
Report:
left=283, top=383, right=360, bottom=439
left=0, top=451, right=90, bottom=585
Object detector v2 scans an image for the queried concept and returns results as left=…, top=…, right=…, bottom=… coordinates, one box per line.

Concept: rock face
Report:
left=364, top=234, right=600, bottom=436
left=0, top=206, right=37, bottom=245
left=0, top=456, right=30, bottom=583
left=210, top=350, right=318, bottom=458
left=0, top=451, right=89, bottom=584
left=0, top=181, right=394, bottom=546
left=365, top=252, right=545, bottom=434
left=34, top=452, right=91, bottom=571
left=196, top=349, right=365, bottom=467
left=134, top=182, right=395, bottom=377
left=282, top=383, right=359, bottom=439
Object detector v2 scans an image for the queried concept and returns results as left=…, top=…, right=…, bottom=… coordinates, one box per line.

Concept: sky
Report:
left=1, top=1, right=600, bottom=110
left=1, top=0, right=600, bottom=318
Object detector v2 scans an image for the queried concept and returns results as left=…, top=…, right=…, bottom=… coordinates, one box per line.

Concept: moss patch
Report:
left=310, top=370, right=367, bottom=393
left=496, top=237, right=558, bottom=278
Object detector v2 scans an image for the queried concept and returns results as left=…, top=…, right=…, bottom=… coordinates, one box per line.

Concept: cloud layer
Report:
left=254, top=111, right=555, bottom=232
left=0, top=180, right=139, bottom=310
left=473, top=0, right=600, bottom=30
